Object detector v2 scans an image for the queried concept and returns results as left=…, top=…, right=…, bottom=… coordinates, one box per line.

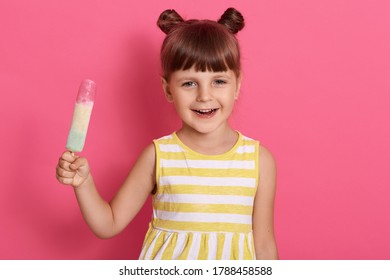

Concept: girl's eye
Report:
left=182, top=81, right=197, bottom=88
left=213, top=79, right=227, bottom=86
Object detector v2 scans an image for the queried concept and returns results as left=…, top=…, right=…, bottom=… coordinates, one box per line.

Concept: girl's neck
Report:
left=176, top=123, right=238, bottom=155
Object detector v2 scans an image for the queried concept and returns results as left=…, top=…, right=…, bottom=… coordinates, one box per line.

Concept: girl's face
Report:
left=162, top=67, right=241, bottom=135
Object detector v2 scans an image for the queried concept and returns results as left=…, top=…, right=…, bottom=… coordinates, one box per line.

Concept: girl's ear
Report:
left=234, top=74, right=242, bottom=100
left=161, top=77, right=174, bottom=102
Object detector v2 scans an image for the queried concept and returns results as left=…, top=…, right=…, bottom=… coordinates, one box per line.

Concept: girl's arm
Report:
left=252, top=145, right=279, bottom=259
left=56, top=144, right=156, bottom=239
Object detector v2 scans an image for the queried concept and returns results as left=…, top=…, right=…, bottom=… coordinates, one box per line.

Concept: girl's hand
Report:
left=56, top=151, right=91, bottom=188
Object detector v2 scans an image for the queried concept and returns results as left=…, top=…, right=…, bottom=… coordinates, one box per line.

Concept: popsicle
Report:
left=66, top=79, right=96, bottom=152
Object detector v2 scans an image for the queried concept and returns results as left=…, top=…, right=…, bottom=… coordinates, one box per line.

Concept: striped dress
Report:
left=139, top=132, right=259, bottom=260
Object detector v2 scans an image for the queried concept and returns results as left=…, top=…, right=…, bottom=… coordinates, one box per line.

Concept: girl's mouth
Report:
left=192, top=108, right=219, bottom=118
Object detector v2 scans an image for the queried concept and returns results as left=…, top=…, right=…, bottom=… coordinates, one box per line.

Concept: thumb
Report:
left=69, top=156, right=87, bottom=171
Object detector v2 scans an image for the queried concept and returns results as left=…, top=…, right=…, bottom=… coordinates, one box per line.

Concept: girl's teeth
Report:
left=195, top=109, right=215, bottom=114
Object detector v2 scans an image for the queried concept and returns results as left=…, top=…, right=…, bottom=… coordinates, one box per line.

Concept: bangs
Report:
left=161, top=20, right=240, bottom=80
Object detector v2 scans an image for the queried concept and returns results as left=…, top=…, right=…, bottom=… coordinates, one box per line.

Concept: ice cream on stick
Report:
left=66, top=79, right=96, bottom=152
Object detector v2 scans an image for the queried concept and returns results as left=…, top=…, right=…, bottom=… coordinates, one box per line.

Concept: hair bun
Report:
left=217, top=7, right=245, bottom=34
left=157, top=9, right=184, bottom=34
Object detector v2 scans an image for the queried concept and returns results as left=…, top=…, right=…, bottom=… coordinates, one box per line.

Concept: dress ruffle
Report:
left=139, top=224, right=256, bottom=260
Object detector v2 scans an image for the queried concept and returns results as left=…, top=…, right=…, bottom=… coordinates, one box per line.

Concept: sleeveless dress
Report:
left=139, top=131, right=259, bottom=260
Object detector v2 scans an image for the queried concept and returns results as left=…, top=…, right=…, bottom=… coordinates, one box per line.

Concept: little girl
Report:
left=56, top=7, right=278, bottom=260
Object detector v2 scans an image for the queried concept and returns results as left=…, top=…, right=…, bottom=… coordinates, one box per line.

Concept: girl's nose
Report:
left=196, top=86, right=213, bottom=102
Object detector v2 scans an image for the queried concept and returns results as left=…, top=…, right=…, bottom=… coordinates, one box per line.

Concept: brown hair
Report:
left=157, top=8, right=245, bottom=81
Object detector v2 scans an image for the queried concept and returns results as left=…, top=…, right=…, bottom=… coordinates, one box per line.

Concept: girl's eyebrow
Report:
left=213, top=74, right=232, bottom=79
left=175, top=77, right=196, bottom=84
left=177, top=73, right=233, bottom=80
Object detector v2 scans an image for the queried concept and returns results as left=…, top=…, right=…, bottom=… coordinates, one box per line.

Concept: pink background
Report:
left=1, top=0, right=389, bottom=259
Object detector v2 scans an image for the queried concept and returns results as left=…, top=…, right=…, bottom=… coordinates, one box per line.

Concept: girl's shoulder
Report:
left=259, top=144, right=276, bottom=167
left=238, top=132, right=276, bottom=173
left=237, top=133, right=276, bottom=190
left=258, top=143, right=277, bottom=186
left=136, top=142, right=156, bottom=170
left=238, top=132, right=275, bottom=163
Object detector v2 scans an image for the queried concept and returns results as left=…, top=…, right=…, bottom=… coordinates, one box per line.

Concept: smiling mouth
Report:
left=192, top=108, right=219, bottom=115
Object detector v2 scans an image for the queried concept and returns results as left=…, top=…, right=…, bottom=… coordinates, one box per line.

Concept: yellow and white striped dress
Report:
left=139, top=132, right=259, bottom=260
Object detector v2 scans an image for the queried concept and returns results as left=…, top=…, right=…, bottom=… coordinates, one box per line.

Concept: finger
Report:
left=56, top=175, right=74, bottom=185
left=56, top=173, right=73, bottom=185
left=58, top=158, right=72, bottom=171
left=57, top=167, right=75, bottom=178
left=61, top=151, right=79, bottom=162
